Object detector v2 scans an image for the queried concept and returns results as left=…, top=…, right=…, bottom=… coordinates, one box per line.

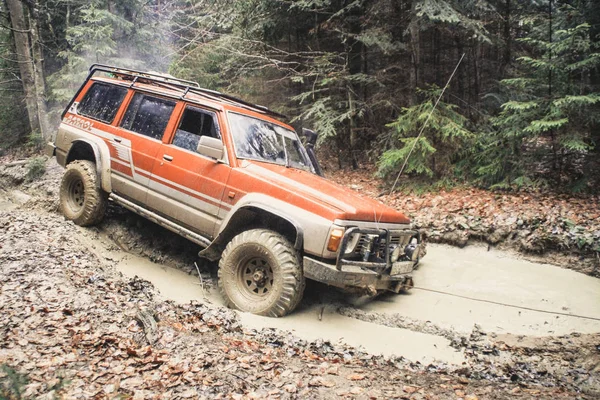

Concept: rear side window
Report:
left=78, top=82, right=127, bottom=123
left=172, top=106, right=220, bottom=152
left=120, top=93, right=176, bottom=140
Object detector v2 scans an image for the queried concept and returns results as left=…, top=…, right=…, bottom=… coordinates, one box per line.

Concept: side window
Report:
left=77, top=83, right=127, bottom=123
left=120, top=93, right=176, bottom=140
left=172, top=106, right=220, bottom=152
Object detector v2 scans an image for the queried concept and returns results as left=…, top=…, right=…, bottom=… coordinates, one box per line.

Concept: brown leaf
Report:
left=283, top=384, right=297, bottom=393
left=403, top=385, right=418, bottom=394
left=346, top=373, right=365, bottom=381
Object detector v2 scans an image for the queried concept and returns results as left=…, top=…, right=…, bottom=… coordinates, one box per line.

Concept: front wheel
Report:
left=59, top=160, right=106, bottom=226
left=218, top=229, right=305, bottom=317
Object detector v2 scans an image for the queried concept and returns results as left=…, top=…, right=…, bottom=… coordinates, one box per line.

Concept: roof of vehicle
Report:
left=84, top=64, right=288, bottom=121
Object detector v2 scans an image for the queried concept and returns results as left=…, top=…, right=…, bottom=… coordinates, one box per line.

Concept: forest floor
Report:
left=0, top=155, right=599, bottom=399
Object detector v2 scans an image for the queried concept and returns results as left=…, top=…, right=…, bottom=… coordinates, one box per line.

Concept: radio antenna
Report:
left=388, top=53, right=466, bottom=196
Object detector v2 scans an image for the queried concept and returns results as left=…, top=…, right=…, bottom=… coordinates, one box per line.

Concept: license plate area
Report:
left=391, top=261, right=414, bottom=276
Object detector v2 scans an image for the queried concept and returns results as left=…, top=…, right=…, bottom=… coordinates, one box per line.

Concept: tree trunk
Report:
left=500, top=0, right=512, bottom=75
left=28, top=2, right=51, bottom=141
left=408, top=21, right=420, bottom=104
left=5, top=0, right=40, bottom=137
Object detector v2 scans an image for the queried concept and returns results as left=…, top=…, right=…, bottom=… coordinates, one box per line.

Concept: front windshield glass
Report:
left=228, top=112, right=315, bottom=173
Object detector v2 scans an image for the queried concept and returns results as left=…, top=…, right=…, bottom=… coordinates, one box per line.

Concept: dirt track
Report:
left=1, top=158, right=599, bottom=398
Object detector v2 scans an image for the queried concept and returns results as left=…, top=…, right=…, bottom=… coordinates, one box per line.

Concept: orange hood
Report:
left=241, top=161, right=411, bottom=224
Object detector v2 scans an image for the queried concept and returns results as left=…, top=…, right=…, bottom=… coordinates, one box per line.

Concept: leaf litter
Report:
left=0, top=157, right=598, bottom=398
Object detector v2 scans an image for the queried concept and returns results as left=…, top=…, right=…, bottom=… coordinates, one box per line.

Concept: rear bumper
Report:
left=303, top=256, right=415, bottom=293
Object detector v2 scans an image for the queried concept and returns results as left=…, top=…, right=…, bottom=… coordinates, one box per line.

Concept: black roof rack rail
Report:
left=61, top=63, right=287, bottom=120
left=89, top=63, right=201, bottom=88
left=186, top=87, right=288, bottom=120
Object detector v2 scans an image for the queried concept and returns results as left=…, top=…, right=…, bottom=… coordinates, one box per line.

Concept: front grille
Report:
left=348, top=230, right=414, bottom=261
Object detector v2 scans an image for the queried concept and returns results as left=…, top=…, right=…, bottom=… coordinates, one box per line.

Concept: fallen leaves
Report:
left=0, top=157, right=592, bottom=399
left=346, top=373, right=365, bottom=381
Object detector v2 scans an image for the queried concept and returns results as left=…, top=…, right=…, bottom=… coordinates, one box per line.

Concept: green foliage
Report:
left=378, top=86, right=474, bottom=179
left=1, top=364, right=28, bottom=399
left=0, top=0, right=598, bottom=192
left=48, top=0, right=172, bottom=104
left=477, top=6, right=600, bottom=190
left=413, top=0, right=492, bottom=43
left=0, top=15, right=28, bottom=146
left=379, top=137, right=436, bottom=177
left=26, top=157, right=46, bottom=182
left=26, top=131, right=44, bottom=150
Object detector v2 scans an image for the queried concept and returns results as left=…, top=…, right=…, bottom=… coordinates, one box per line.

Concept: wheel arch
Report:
left=200, top=202, right=304, bottom=261
left=65, top=139, right=112, bottom=192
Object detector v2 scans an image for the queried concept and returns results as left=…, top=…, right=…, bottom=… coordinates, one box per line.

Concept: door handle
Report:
left=114, top=137, right=122, bottom=143
left=163, top=155, right=173, bottom=162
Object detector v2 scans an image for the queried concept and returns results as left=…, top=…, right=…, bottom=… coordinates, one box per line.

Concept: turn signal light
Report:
left=327, top=228, right=345, bottom=252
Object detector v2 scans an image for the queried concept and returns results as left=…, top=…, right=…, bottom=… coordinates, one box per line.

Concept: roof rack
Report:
left=64, top=64, right=288, bottom=120
left=89, top=64, right=288, bottom=120
left=89, top=63, right=201, bottom=89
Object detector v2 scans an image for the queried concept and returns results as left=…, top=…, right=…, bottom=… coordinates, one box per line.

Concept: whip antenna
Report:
left=388, top=53, right=466, bottom=196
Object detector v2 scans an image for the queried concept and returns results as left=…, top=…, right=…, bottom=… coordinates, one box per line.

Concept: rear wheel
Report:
left=59, top=160, right=106, bottom=226
left=218, top=229, right=305, bottom=317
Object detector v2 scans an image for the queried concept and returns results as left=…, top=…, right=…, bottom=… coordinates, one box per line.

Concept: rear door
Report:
left=111, top=92, right=177, bottom=204
left=147, top=104, right=231, bottom=238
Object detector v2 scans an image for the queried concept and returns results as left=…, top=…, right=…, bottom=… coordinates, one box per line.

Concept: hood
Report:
left=241, top=161, right=411, bottom=224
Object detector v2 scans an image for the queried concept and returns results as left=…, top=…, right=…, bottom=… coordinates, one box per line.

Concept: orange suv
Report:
left=47, top=65, right=425, bottom=317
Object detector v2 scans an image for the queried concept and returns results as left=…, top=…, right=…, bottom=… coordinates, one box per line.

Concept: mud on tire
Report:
left=59, top=160, right=106, bottom=226
left=218, top=229, right=305, bottom=317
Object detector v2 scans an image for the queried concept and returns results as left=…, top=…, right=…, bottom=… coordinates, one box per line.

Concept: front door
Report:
left=146, top=105, right=231, bottom=239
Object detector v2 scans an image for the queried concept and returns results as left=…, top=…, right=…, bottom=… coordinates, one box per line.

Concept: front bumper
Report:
left=304, top=257, right=415, bottom=293
left=305, top=227, right=426, bottom=293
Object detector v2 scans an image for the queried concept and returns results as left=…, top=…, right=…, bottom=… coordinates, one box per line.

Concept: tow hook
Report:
left=392, top=277, right=414, bottom=293
left=366, top=285, right=377, bottom=297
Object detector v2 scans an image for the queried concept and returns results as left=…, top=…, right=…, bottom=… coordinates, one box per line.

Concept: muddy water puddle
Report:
left=116, top=253, right=223, bottom=305
left=113, top=243, right=600, bottom=365
left=114, top=252, right=465, bottom=364
left=365, top=244, right=600, bottom=336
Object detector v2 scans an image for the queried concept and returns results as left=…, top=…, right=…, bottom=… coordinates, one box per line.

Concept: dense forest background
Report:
left=0, top=0, right=599, bottom=192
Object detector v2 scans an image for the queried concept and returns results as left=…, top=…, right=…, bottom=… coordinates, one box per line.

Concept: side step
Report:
left=108, top=193, right=212, bottom=248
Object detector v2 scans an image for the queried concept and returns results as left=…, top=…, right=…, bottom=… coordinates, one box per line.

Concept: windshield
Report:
left=228, top=112, right=315, bottom=173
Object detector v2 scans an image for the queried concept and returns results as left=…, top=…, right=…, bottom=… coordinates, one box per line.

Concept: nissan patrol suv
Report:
left=47, top=64, right=425, bottom=317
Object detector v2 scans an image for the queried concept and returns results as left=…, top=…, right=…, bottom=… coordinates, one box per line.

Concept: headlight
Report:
left=344, top=233, right=361, bottom=254
left=326, top=227, right=345, bottom=252
left=403, top=237, right=419, bottom=260
left=390, top=245, right=402, bottom=262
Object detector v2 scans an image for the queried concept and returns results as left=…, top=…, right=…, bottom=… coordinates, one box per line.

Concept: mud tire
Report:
left=59, top=160, right=106, bottom=226
left=218, top=229, right=305, bottom=317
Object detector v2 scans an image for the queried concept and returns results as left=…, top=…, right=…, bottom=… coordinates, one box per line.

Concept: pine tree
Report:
left=48, top=0, right=173, bottom=104
left=378, top=85, right=474, bottom=179
left=478, top=2, right=600, bottom=189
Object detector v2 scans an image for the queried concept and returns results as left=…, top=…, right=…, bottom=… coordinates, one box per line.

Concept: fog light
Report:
left=327, top=227, right=345, bottom=252
left=404, top=238, right=419, bottom=261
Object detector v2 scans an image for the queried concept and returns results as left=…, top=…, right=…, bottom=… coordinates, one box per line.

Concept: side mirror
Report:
left=301, top=128, right=323, bottom=177
left=302, top=128, right=318, bottom=146
left=197, top=136, right=224, bottom=161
